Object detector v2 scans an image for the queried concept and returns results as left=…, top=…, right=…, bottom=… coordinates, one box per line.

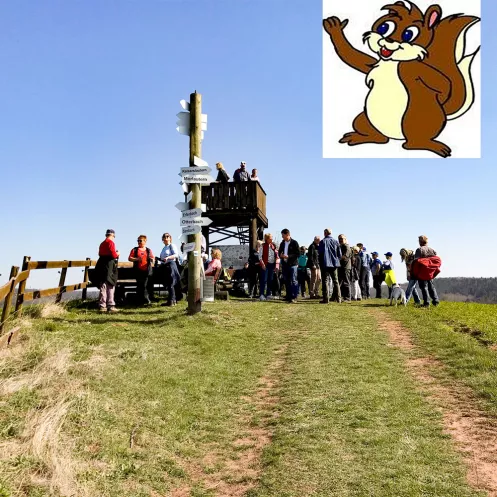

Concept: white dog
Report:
left=390, top=284, right=407, bottom=306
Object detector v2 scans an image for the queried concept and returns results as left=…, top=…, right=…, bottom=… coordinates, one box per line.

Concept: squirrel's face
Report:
left=363, top=2, right=442, bottom=62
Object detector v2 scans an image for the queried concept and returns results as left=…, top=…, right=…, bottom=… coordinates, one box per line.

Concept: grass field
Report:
left=0, top=297, right=495, bottom=496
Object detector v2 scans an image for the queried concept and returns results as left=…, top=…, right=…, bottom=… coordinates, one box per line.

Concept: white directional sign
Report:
left=193, top=156, right=208, bottom=167
left=180, top=99, right=190, bottom=111
left=181, top=208, right=203, bottom=219
left=182, top=242, right=196, bottom=253
left=176, top=112, right=190, bottom=135
left=186, top=191, right=193, bottom=202
left=180, top=166, right=212, bottom=176
left=179, top=181, right=188, bottom=193
left=180, top=217, right=212, bottom=227
left=181, top=225, right=201, bottom=235
left=175, top=202, right=206, bottom=212
left=182, top=174, right=214, bottom=184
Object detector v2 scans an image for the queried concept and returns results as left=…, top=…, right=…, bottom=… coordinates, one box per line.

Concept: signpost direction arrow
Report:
left=175, top=202, right=189, bottom=211
left=181, top=225, right=201, bottom=235
left=181, top=208, right=203, bottom=219
left=175, top=202, right=206, bottom=212
left=193, top=156, right=208, bottom=167
left=182, top=175, right=214, bottom=184
left=186, top=191, right=193, bottom=202
left=179, top=167, right=211, bottom=176
left=180, top=99, right=190, bottom=111
left=176, top=112, right=190, bottom=135
left=182, top=242, right=196, bottom=253
left=180, top=217, right=213, bottom=227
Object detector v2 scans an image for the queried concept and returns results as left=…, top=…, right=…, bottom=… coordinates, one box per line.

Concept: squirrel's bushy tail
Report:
left=426, top=15, right=480, bottom=120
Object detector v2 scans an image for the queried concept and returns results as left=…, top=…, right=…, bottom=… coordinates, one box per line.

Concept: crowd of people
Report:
left=215, top=161, right=259, bottom=183
left=94, top=227, right=441, bottom=312
left=238, top=230, right=441, bottom=306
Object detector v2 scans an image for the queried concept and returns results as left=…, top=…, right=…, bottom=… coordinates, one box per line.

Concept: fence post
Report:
left=82, top=257, right=91, bottom=300
left=0, top=266, right=20, bottom=334
left=55, top=261, right=68, bottom=304
left=15, top=256, right=31, bottom=316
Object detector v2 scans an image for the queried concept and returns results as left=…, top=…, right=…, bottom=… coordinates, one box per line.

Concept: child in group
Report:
left=382, top=252, right=397, bottom=299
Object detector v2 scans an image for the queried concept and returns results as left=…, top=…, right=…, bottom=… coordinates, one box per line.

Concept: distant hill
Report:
left=390, top=277, right=497, bottom=304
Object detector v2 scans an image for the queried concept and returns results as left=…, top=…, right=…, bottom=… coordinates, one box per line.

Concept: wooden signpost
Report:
left=176, top=92, right=208, bottom=315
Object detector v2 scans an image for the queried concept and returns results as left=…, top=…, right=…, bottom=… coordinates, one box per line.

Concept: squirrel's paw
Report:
left=339, top=132, right=388, bottom=146
left=323, top=17, right=348, bottom=36
left=403, top=140, right=451, bottom=158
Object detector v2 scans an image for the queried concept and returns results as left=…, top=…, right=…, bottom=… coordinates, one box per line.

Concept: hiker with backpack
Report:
left=370, top=251, right=383, bottom=299
left=95, top=229, right=120, bottom=313
left=128, top=235, right=155, bottom=305
left=411, top=235, right=441, bottom=307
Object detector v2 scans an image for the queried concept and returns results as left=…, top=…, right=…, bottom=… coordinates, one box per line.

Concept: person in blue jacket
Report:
left=318, top=228, right=342, bottom=303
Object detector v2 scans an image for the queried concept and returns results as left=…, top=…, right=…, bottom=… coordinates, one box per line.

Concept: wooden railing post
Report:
left=82, top=257, right=91, bottom=300
left=55, top=261, right=68, bottom=304
left=15, top=256, right=31, bottom=316
left=0, top=266, right=20, bottom=334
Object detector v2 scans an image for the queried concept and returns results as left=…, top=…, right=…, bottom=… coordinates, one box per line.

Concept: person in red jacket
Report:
left=413, top=235, right=440, bottom=307
left=95, top=229, right=120, bottom=312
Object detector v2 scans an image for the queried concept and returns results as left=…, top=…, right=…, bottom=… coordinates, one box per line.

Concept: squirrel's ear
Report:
left=424, top=5, right=442, bottom=29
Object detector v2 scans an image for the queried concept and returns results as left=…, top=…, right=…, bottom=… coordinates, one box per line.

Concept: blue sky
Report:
left=0, top=0, right=495, bottom=289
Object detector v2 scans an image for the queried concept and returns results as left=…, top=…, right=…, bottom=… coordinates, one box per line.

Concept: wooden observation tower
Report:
left=200, top=181, right=268, bottom=252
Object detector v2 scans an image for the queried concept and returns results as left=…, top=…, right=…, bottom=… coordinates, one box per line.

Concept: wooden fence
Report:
left=0, top=256, right=128, bottom=334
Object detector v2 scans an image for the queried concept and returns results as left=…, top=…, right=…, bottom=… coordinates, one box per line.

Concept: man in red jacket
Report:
left=413, top=235, right=440, bottom=307
left=96, top=229, right=120, bottom=312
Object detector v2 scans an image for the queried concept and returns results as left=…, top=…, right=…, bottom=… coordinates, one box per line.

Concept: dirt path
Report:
left=169, top=343, right=288, bottom=497
left=372, top=309, right=497, bottom=497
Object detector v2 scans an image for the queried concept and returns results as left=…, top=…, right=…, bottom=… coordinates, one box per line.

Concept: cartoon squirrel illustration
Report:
left=323, top=1, right=480, bottom=157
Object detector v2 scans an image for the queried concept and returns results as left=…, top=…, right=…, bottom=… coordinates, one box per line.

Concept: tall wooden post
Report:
left=0, top=266, right=19, bottom=334
left=187, top=91, right=202, bottom=314
left=15, top=256, right=31, bottom=315
left=249, top=217, right=258, bottom=251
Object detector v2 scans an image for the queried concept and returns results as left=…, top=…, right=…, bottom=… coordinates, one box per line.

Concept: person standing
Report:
left=382, top=252, right=397, bottom=299
left=338, top=234, right=352, bottom=301
left=278, top=229, right=300, bottom=303
left=250, top=168, right=260, bottom=181
left=128, top=235, right=155, bottom=305
left=233, top=161, right=250, bottom=182
left=356, top=243, right=371, bottom=299
left=400, top=248, right=421, bottom=305
left=370, top=251, right=383, bottom=298
left=215, top=162, right=230, bottom=183
left=159, top=233, right=180, bottom=307
left=306, top=236, right=321, bottom=299
left=413, top=235, right=440, bottom=307
left=95, top=229, right=120, bottom=312
left=248, top=240, right=262, bottom=298
left=318, top=228, right=342, bottom=304
left=259, top=233, right=280, bottom=300
left=350, top=246, right=362, bottom=301
left=297, top=246, right=310, bottom=298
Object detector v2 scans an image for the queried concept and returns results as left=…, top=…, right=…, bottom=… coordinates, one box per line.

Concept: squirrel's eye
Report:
left=402, top=26, right=420, bottom=42
left=377, top=21, right=396, bottom=37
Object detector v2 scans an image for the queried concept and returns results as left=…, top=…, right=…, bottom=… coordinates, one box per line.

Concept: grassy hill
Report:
left=1, top=299, right=496, bottom=496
